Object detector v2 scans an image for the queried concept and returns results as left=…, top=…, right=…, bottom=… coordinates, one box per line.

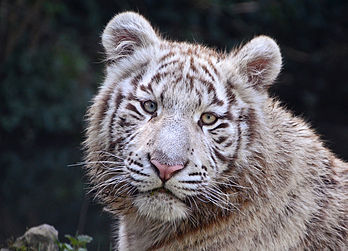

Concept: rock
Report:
left=12, top=224, right=59, bottom=251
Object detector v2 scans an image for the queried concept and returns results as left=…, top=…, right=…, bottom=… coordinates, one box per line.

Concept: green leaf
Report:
left=77, top=235, right=93, bottom=244
left=64, top=234, right=79, bottom=247
left=61, top=243, right=73, bottom=251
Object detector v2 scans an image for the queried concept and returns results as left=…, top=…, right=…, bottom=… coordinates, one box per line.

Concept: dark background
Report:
left=1, top=0, right=347, bottom=250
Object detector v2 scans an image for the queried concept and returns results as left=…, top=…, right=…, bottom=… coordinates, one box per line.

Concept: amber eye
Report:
left=200, top=113, right=218, bottom=125
left=142, top=100, right=157, bottom=114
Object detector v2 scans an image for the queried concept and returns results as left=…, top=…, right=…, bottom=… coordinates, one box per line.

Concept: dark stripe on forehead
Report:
left=197, top=74, right=223, bottom=107
left=211, top=95, right=224, bottom=106
left=159, top=51, right=175, bottom=62
left=131, top=72, right=143, bottom=88
left=187, top=74, right=194, bottom=90
left=146, top=83, right=153, bottom=94
left=139, top=82, right=154, bottom=94
left=127, top=61, right=149, bottom=88
left=127, top=93, right=138, bottom=101
left=225, top=82, right=237, bottom=105
left=190, top=57, right=197, bottom=73
left=151, top=72, right=161, bottom=83
left=158, top=59, right=179, bottom=71
left=198, top=77, right=216, bottom=95
left=196, top=91, right=203, bottom=107
left=150, top=72, right=170, bottom=85
left=173, top=75, right=183, bottom=85
left=207, top=58, right=219, bottom=78
left=200, top=64, right=215, bottom=82
left=139, top=84, right=151, bottom=94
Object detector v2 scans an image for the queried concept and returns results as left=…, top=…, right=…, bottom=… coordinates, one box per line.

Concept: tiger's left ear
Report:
left=231, top=36, right=282, bottom=92
left=102, top=12, right=160, bottom=63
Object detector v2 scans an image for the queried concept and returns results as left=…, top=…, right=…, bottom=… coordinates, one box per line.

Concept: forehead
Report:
left=137, top=43, right=227, bottom=112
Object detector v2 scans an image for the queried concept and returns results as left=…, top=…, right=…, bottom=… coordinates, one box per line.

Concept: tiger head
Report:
left=84, top=12, right=281, bottom=223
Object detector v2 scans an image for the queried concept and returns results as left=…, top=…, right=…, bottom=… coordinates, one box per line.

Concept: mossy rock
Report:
left=11, top=224, right=58, bottom=251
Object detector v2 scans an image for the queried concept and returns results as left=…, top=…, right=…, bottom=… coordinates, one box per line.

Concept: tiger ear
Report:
left=102, top=12, right=160, bottom=62
left=232, top=36, right=282, bottom=92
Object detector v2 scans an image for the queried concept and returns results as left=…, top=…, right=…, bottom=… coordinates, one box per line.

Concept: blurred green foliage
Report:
left=1, top=0, right=347, bottom=249
left=58, top=234, right=93, bottom=251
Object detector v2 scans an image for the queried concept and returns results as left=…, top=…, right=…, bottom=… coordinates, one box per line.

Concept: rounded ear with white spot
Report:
left=102, top=11, right=160, bottom=62
left=232, top=36, right=282, bottom=92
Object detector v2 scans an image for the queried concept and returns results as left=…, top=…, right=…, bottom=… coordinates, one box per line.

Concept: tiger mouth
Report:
left=145, top=187, right=184, bottom=202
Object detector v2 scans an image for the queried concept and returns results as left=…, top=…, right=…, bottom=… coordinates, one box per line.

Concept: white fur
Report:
left=102, top=12, right=159, bottom=61
left=84, top=12, right=347, bottom=251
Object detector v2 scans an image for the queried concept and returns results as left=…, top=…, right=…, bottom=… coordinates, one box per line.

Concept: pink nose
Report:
left=150, top=159, right=184, bottom=181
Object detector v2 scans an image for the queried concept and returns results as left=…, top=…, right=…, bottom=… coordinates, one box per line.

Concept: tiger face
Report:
left=85, top=12, right=281, bottom=223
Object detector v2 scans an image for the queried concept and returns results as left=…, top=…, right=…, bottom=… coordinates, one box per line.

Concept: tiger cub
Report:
left=84, top=11, right=348, bottom=250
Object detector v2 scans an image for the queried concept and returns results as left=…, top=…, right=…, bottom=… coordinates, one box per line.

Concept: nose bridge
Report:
left=152, top=117, right=190, bottom=165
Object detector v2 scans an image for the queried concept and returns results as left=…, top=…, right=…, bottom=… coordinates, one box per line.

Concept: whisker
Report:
left=212, top=180, right=249, bottom=190
left=95, top=150, right=124, bottom=160
left=69, top=160, right=124, bottom=168
left=202, top=193, right=229, bottom=210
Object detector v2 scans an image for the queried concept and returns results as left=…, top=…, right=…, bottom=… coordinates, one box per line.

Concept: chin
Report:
left=133, top=190, right=188, bottom=222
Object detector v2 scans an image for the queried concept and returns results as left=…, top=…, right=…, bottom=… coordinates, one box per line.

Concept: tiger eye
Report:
left=142, top=100, right=157, bottom=114
left=201, top=113, right=218, bottom=125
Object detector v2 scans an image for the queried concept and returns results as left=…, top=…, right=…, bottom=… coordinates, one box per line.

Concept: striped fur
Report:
left=84, top=12, right=348, bottom=250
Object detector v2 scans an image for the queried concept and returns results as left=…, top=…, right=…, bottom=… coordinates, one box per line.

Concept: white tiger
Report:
left=84, top=12, right=348, bottom=250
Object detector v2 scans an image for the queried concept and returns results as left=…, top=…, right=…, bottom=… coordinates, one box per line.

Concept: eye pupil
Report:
left=142, top=100, right=157, bottom=114
left=201, top=112, right=217, bottom=125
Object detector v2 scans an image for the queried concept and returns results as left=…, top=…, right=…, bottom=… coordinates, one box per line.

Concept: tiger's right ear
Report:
left=102, top=12, right=160, bottom=62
